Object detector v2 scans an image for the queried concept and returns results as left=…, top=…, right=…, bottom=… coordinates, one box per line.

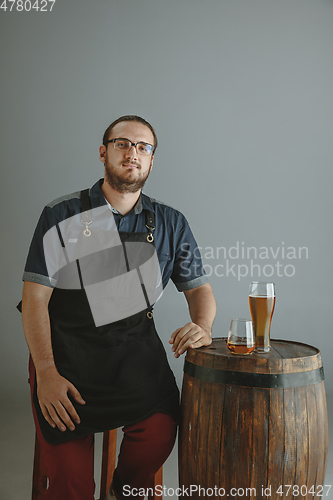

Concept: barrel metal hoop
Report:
left=184, top=360, right=325, bottom=388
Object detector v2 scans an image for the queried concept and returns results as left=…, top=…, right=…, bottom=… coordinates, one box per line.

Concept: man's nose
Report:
left=125, top=145, right=138, bottom=159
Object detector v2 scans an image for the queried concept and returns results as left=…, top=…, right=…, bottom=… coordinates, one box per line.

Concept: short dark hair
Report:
left=102, top=115, right=158, bottom=153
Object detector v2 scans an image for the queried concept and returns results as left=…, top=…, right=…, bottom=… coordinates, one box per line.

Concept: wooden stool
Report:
left=32, top=429, right=163, bottom=500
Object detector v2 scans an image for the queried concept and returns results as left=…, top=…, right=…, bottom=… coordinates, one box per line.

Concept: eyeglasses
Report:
left=107, top=138, right=154, bottom=156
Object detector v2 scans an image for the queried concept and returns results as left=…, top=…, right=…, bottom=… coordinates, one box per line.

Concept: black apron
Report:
left=31, top=190, right=180, bottom=444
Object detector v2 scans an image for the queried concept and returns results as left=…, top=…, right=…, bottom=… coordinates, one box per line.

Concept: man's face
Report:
left=99, top=121, right=154, bottom=194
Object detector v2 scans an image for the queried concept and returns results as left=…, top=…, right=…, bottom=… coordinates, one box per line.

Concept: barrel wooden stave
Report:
left=306, top=384, right=319, bottom=492
left=316, top=382, right=329, bottom=486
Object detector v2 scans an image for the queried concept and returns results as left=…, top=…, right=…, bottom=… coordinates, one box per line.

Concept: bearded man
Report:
left=21, top=115, right=216, bottom=500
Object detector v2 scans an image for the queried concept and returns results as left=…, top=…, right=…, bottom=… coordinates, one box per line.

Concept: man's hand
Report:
left=36, top=367, right=86, bottom=432
left=169, top=322, right=212, bottom=358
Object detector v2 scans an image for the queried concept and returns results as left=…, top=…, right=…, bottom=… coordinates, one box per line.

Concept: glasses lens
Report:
left=137, top=142, right=153, bottom=155
left=114, top=139, right=131, bottom=151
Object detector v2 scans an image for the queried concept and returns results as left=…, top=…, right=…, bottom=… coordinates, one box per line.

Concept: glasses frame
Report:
left=107, top=138, right=154, bottom=156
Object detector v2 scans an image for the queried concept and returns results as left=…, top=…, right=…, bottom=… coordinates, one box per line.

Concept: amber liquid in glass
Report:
left=249, top=295, right=275, bottom=352
left=227, top=341, right=255, bottom=355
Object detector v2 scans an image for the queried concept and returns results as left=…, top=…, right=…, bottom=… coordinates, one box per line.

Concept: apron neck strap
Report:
left=145, top=210, right=155, bottom=242
left=145, top=210, right=155, bottom=229
left=80, top=189, right=92, bottom=212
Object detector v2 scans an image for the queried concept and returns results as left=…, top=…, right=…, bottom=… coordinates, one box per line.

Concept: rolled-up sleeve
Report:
left=23, top=206, right=58, bottom=288
left=171, top=215, right=208, bottom=291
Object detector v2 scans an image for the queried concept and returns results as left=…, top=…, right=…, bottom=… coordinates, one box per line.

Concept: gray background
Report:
left=1, top=0, right=332, bottom=498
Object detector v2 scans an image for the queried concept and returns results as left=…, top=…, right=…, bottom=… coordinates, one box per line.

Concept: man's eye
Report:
left=117, top=141, right=129, bottom=149
left=137, top=143, right=148, bottom=152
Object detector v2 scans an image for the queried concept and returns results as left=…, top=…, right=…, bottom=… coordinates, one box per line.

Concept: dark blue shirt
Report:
left=23, top=179, right=208, bottom=292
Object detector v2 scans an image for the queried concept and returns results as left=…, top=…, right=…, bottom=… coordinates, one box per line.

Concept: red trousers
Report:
left=29, top=358, right=177, bottom=500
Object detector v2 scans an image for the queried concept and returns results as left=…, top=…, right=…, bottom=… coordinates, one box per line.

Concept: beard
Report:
left=104, top=154, right=152, bottom=194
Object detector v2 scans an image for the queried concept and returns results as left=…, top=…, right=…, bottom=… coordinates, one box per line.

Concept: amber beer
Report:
left=249, top=295, right=275, bottom=352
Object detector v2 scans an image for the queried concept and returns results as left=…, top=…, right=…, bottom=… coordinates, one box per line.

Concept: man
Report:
left=21, top=115, right=216, bottom=500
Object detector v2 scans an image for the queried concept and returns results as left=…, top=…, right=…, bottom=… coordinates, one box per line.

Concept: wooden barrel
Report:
left=179, top=339, right=328, bottom=500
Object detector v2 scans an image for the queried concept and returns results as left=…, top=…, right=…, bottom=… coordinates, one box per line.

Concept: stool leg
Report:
left=99, top=429, right=118, bottom=500
left=32, top=432, right=48, bottom=500
left=148, top=466, right=163, bottom=500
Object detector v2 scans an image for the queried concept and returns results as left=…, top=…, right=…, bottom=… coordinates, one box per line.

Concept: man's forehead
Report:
left=109, top=121, right=154, bottom=143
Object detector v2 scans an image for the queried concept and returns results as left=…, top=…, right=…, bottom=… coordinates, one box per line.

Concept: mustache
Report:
left=121, top=161, right=141, bottom=168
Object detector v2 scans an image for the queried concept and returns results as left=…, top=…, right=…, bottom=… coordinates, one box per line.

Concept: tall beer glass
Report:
left=249, top=282, right=275, bottom=353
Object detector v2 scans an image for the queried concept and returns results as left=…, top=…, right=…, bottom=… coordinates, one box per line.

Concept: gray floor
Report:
left=1, top=392, right=332, bottom=500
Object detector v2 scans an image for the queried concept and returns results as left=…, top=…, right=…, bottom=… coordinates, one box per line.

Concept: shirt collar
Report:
left=90, top=179, right=153, bottom=215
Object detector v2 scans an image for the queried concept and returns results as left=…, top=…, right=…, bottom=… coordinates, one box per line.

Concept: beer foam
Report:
left=249, top=294, right=275, bottom=298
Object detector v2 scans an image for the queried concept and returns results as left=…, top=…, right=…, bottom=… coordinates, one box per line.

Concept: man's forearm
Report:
left=184, top=283, right=216, bottom=335
left=170, top=283, right=216, bottom=357
left=22, top=282, right=56, bottom=375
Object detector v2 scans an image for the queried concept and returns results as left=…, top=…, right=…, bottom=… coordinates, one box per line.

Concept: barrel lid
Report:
left=185, top=338, right=323, bottom=374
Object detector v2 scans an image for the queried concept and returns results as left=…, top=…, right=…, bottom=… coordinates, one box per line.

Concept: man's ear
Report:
left=99, top=145, right=107, bottom=163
